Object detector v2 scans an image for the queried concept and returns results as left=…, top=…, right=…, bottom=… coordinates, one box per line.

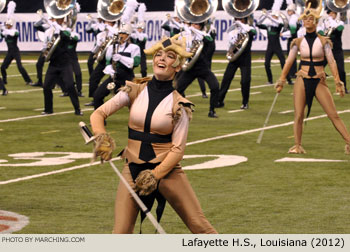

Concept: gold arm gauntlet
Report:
left=92, top=133, right=116, bottom=163
left=133, top=170, right=158, bottom=196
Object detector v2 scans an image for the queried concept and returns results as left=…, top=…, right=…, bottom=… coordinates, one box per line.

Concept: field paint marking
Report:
left=0, top=210, right=29, bottom=234
left=279, top=110, right=294, bottom=114
left=0, top=108, right=94, bottom=123
left=183, top=155, right=247, bottom=170
left=251, top=91, right=262, bottom=95
left=0, top=154, right=247, bottom=185
left=186, top=109, right=350, bottom=146
left=228, top=109, right=244, bottom=114
left=275, top=157, right=348, bottom=162
left=0, top=107, right=6, bottom=110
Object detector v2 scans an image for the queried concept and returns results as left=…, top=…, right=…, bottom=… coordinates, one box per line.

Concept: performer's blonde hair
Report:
left=144, top=34, right=193, bottom=67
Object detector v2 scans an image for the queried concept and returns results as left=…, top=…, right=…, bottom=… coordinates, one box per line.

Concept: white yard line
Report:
left=0, top=157, right=121, bottom=185
left=1, top=109, right=350, bottom=185
left=0, top=108, right=94, bottom=123
left=227, top=109, right=244, bottom=114
left=279, top=110, right=294, bottom=114
left=186, top=109, right=350, bottom=146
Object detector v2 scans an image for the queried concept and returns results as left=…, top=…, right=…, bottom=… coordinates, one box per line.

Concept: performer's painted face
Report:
left=153, top=50, right=181, bottom=81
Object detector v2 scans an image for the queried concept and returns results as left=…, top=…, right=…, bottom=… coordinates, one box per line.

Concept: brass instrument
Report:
left=97, top=0, right=126, bottom=22
left=222, top=0, right=260, bottom=19
left=326, top=0, right=350, bottom=22
left=43, top=0, right=77, bottom=62
left=226, top=28, right=250, bottom=62
left=175, top=0, right=218, bottom=71
left=323, top=0, right=350, bottom=36
left=94, top=0, right=126, bottom=62
left=95, top=34, right=114, bottom=62
left=0, top=0, right=6, bottom=13
left=223, top=0, right=259, bottom=62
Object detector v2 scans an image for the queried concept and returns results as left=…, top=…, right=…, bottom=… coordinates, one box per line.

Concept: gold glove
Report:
left=335, top=81, right=345, bottom=97
left=93, top=133, right=116, bottom=163
left=274, top=79, right=285, bottom=93
left=133, top=169, right=158, bottom=196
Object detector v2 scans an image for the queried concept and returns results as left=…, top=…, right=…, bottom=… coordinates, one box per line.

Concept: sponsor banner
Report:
left=1, top=11, right=350, bottom=52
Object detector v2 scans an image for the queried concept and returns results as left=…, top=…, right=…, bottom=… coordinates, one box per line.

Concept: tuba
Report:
left=223, top=0, right=259, bottom=62
left=0, top=0, right=6, bottom=13
left=94, top=0, right=126, bottom=62
left=175, top=0, right=218, bottom=71
left=326, top=0, right=350, bottom=22
left=43, top=0, right=77, bottom=62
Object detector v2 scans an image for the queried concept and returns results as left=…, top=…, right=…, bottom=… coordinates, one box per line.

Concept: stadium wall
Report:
left=1, top=11, right=350, bottom=52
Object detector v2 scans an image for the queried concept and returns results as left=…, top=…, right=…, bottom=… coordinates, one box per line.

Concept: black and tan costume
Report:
left=275, top=2, right=350, bottom=154
left=90, top=35, right=217, bottom=234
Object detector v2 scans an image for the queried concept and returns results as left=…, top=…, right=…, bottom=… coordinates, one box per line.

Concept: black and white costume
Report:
left=0, top=24, right=32, bottom=86
left=318, top=13, right=347, bottom=93
left=176, top=25, right=220, bottom=118
left=257, top=12, right=292, bottom=84
left=217, top=20, right=256, bottom=109
left=130, top=29, right=148, bottom=77
left=41, top=22, right=81, bottom=115
left=93, top=36, right=141, bottom=109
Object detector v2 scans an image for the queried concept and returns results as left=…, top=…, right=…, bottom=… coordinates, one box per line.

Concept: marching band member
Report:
left=0, top=1, right=33, bottom=87
left=176, top=22, right=220, bottom=118
left=86, top=14, right=106, bottom=78
left=90, top=34, right=217, bottom=234
left=197, top=18, right=217, bottom=99
left=280, top=3, right=300, bottom=78
left=161, top=14, right=183, bottom=37
left=0, top=77, right=6, bottom=95
left=275, top=1, right=350, bottom=154
left=318, top=9, right=348, bottom=94
left=257, top=10, right=293, bottom=85
left=41, top=17, right=82, bottom=115
left=31, top=12, right=53, bottom=87
left=217, top=17, right=256, bottom=110
left=131, top=22, right=148, bottom=77
left=85, top=20, right=116, bottom=107
left=68, top=30, right=83, bottom=97
left=93, top=23, right=140, bottom=110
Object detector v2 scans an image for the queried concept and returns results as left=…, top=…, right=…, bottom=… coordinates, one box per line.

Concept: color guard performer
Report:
left=90, top=34, right=217, bottom=234
left=275, top=0, right=350, bottom=154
